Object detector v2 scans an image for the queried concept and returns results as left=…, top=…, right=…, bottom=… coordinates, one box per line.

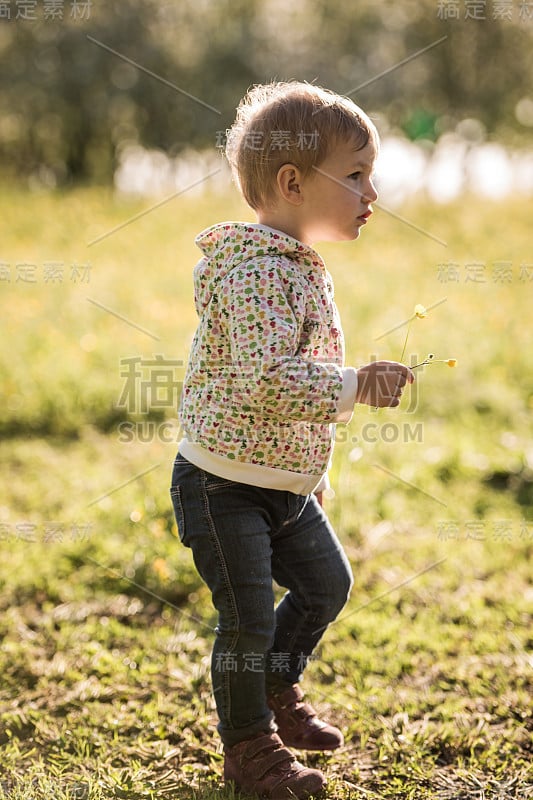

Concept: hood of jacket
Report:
left=192, top=222, right=319, bottom=314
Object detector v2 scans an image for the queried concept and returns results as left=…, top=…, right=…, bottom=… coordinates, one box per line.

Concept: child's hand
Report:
left=355, top=361, right=414, bottom=408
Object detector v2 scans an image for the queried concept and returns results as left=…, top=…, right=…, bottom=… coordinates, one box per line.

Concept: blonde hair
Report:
left=225, top=81, right=379, bottom=211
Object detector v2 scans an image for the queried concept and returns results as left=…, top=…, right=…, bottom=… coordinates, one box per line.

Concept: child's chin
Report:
left=315, top=227, right=359, bottom=244
left=332, top=226, right=360, bottom=242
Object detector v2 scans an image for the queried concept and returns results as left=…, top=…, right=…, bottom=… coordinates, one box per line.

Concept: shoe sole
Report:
left=226, top=775, right=326, bottom=799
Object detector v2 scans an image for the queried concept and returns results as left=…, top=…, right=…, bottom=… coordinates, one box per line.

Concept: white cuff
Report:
left=335, top=367, right=358, bottom=423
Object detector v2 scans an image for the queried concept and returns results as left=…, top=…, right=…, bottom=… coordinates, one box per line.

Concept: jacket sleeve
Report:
left=216, top=261, right=358, bottom=424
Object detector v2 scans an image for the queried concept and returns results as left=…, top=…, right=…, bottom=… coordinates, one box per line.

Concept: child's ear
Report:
left=276, top=164, right=304, bottom=206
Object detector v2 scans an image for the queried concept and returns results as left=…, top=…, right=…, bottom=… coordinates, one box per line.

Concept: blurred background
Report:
left=1, top=0, right=532, bottom=200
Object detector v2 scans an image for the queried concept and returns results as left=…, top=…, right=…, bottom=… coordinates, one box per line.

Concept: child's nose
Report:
left=363, top=178, right=378, bottom=203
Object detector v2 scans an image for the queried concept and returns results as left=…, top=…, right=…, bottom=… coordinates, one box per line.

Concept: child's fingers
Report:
left=380, top=361, right=415, bottom=385
left=393, top=364, right=414, bottom=387
left=394, top=363, right=415, bottom=385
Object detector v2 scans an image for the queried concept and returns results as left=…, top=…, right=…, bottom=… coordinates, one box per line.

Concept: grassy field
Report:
left=0, top=182, right=532, bottom=799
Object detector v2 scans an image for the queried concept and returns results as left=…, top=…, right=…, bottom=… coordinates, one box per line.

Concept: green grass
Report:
left=0, top=183, right=532, bottom=799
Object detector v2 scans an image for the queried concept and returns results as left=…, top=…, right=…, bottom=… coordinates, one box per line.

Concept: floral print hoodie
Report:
left=178, top=222, right=358, bottom=495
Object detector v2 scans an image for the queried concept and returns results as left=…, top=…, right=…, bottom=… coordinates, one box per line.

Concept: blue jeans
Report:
left=170, top=453, right=353, bottom=747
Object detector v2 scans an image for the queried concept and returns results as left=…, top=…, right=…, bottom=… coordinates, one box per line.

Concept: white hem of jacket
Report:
left=178, top=367, right=359, bottom=496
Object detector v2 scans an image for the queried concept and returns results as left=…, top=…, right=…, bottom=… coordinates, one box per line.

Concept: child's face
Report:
left=301, top=137, right=378, bottom=244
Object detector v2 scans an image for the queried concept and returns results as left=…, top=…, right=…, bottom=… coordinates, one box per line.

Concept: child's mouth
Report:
left=357, top=210, right=373, bottom=224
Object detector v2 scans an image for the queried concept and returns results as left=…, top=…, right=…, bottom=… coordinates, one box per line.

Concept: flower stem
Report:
left=400, top=320, right=412, bottom=363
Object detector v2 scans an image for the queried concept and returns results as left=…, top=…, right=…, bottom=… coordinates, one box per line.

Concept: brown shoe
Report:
left=224, top=731, right=326, bottom=799
left=267, top=684, right=344, bottom=751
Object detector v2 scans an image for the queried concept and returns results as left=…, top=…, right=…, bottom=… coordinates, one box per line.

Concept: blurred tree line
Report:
left=0, top=0, right=531, bottom=185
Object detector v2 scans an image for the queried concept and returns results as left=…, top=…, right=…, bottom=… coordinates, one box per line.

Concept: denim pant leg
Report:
left=170, top=456, right=278, bottom=747
left=267, top=493, right=354, bottom=687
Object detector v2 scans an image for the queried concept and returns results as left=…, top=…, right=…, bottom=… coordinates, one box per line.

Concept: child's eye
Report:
left=348, top=172, right=361, bottom=180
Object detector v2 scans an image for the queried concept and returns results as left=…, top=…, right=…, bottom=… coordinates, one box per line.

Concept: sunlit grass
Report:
left=0, top=184, right=532, bottom=798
